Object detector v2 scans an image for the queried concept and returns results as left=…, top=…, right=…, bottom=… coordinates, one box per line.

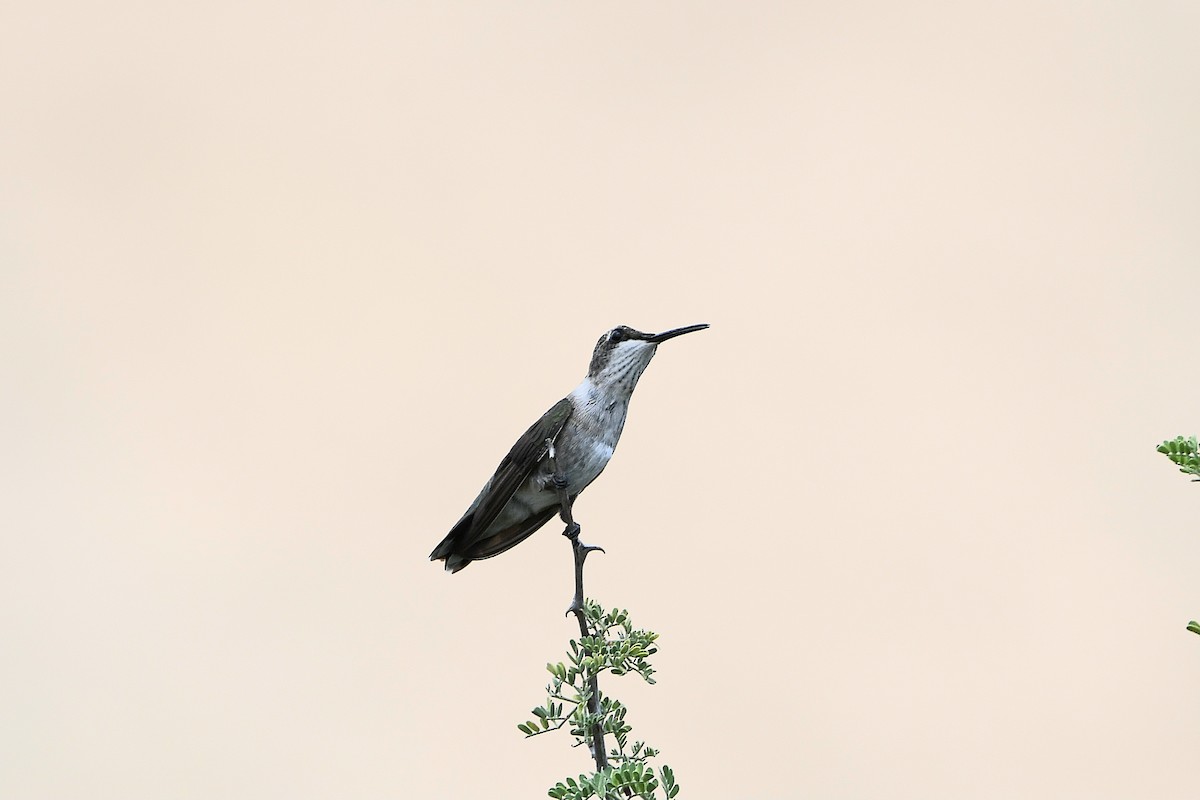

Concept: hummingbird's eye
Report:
left=610, top=328, right=625, bottom=344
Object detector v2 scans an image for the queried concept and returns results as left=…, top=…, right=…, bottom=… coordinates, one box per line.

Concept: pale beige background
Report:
left=3, top=2, right=1199, bottom=798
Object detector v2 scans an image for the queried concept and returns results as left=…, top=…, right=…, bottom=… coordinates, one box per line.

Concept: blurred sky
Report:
left=3, top=2, right=1200, bottom=799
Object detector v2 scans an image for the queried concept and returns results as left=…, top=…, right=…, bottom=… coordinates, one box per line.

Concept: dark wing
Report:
left=449, top=504, right=560, bottom=567
left=469, top=396, right=572, bottom=536
left=429, top=397, right=572, bottom=570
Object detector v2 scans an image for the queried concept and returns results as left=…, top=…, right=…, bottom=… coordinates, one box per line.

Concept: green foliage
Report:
left=1156, top=436, right=1200, bottom=480
left=545, top=762, right=679, bottom=800
left=1156, top=437, right=1200, bottom=636
left=519, top=600, right=680, bottom=800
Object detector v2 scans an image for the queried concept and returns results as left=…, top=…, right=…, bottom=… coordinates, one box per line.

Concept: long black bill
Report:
left=647, top=323, right=710, bottom=343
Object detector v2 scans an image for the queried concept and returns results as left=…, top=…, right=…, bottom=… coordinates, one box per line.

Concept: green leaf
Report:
left=661, top=765, right=676, bottom=796
left=1158, top=436, right=1200, bottom=478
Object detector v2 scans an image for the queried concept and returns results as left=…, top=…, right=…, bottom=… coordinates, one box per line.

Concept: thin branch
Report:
left=545, top=438, right=610, bottom=776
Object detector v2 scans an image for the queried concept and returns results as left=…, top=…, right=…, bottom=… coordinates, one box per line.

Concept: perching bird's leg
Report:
left=545, top=439, right=605, bottom=613
left=544, top=438, right=609, bottom=774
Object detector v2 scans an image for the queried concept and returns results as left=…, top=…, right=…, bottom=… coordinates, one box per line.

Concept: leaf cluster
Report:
left=547, top=763, right=679, bottom=800
left=518, top=600, right=679, bottom=799
left=1156, top=436, right=1200, bottom=480
left=1156, top=436, right=1200, bottom=637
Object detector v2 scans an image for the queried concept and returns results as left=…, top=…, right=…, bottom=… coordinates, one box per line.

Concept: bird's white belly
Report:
left=534, top=384, right=630, bottom=496
left=563, top=439, right=614, bottom=491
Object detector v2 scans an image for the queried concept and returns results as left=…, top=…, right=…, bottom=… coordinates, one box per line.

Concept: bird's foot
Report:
left=563, top=526, right=604, bottom=558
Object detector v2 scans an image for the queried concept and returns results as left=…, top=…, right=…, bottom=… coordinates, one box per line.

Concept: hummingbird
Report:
left=429, top=323, right=709, bottom=573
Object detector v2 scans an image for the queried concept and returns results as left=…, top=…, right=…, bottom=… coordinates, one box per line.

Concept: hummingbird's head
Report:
left=586, top=324, right=709, bottom=390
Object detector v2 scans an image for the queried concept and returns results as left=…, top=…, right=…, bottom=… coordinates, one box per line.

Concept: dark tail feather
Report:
left=429, top=513, right=475, bottom=573
left=429, top=506, right=558, bottom=574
